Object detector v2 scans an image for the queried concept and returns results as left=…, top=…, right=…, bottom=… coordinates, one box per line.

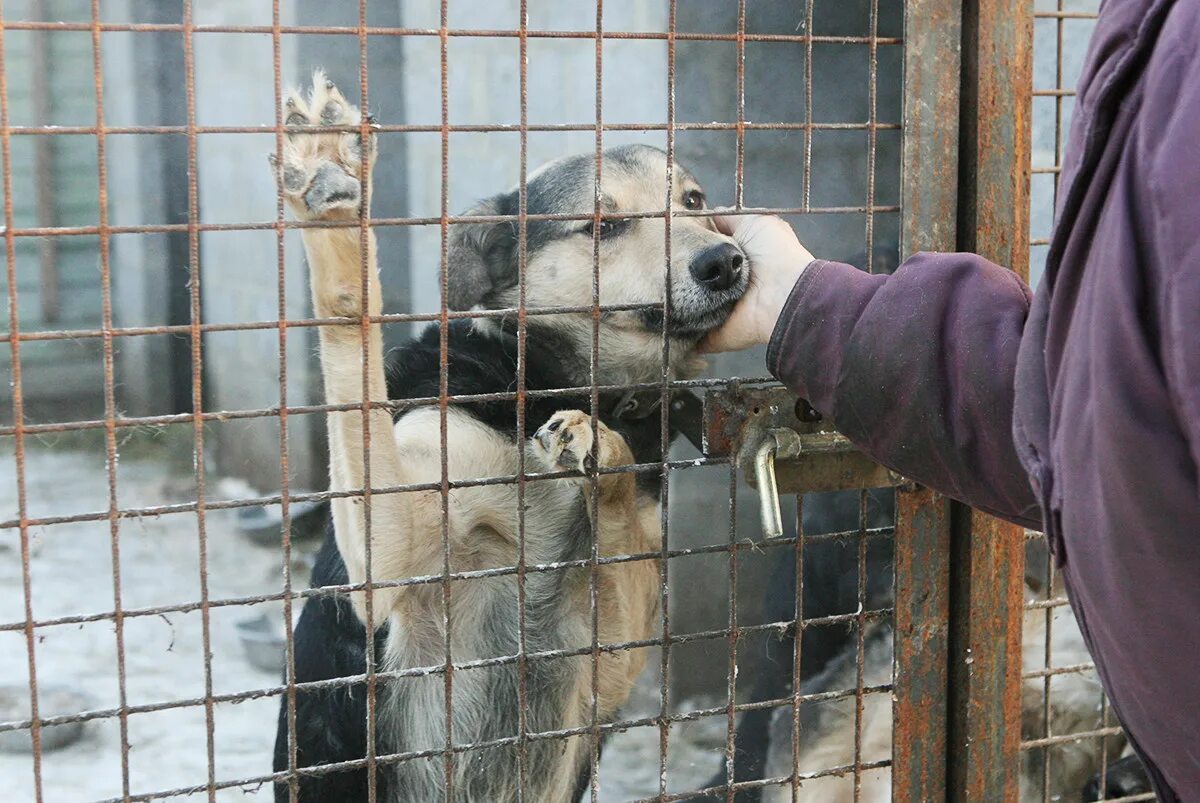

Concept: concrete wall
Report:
left=398, top=0, right=670, bottom=324
left=193, top=1, right=410, bottom=491
left=106, top=0, right=189, bottom=420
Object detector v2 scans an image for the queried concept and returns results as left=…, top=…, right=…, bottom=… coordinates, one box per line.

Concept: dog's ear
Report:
left=447, top=192, right=519, bottom=311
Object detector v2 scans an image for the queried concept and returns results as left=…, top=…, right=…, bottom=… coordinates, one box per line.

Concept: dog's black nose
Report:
left=688, top=244, right=744, bottom=292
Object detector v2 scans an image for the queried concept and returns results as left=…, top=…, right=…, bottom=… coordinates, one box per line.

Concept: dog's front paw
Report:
left=532, top=410, right=629, bottom=475
left=269, top=70, right=376, bottom=220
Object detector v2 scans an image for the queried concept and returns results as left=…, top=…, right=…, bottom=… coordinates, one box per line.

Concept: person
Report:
left=699, top=2, right=1200, bottom=800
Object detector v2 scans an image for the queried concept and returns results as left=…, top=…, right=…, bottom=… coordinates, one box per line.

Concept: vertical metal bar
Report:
left=354, top=5, right=379, bottom=801
left=269, top=3, right=299, bottom=800
left=0, top=3, right=44, bottom=798
left=788, top=495, right=804, bottom=803
left=658, top=2, right=677, bottom=798
left=858, top=9, right=882, bottom=786
left=588, top=5, right=605, bottom=800
left=722, top=451, right=738, bottom=803
left=29, top=0, right=57, bottom=324
left=852, top=489, right=868, bottom=800
left=1042, top=12, right=1064, bottom=795
left=723, top=5, right=748, bottom=798
left=180, top=1, right=215, bottom=798
left=515, top=3, right=530, bottom=799
left=865, top=0, right=878, bottom=275
left=90, top=4, right=135, bottom=796
left=802, top=0, right=814, bottom=212
left=437, top=2, right=456, bottom=797
left=1052, top=0, right=1064, bottom=207
left=893, top=0, right=961, bottom=798
left=949, top=0, right=1032, bottom=799
left=1097, top=693, right=1112, bottom=800
left=899, top=0, right=962, bottom=261
left=733, top=0, right=746, bottom=210
left=892, top=486, right=951, bottom=800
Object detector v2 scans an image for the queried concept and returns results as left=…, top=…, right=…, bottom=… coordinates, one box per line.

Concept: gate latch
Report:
left=748, top=428, right=801, bottom=537
left=702, top=386, right=899, bottom=537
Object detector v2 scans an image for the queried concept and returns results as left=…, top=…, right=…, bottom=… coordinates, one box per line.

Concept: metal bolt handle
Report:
left=752, top=428, right=802, bottom=537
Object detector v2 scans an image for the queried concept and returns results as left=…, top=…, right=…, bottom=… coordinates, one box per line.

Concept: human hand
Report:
left=699, top=213, right=816, bottom=353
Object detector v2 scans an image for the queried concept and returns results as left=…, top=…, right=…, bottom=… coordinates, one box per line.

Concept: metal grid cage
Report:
left=0, top=3, right=904, bottom=800
left=0, top=1, right=1123, bottom=802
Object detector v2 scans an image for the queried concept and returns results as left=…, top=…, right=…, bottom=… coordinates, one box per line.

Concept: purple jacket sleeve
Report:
left=767, top=253, right=1041, bottom=528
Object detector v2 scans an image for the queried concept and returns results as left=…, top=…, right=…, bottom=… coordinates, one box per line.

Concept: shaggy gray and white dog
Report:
left=271, top=72, right=747, bottom=802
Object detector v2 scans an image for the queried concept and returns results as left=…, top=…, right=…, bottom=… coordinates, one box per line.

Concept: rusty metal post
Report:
left=892, top=1, right=961, bottom=798
left=949, top=0, right=1033, bottom=800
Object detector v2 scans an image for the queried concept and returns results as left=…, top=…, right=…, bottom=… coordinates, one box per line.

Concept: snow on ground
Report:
left=1, top=443, right=729, bottom=802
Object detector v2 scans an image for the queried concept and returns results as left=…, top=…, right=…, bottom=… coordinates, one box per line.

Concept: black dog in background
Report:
left=693, top=487, right=1151, bottom=802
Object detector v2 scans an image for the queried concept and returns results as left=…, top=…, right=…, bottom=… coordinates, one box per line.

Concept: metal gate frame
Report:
left=893, top=0, right=1031, bottom=799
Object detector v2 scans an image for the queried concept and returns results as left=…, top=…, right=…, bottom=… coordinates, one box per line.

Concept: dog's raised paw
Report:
left=269, top=70, right=376, bottom=220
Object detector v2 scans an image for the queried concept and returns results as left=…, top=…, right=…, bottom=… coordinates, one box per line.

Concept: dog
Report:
left=268, top=72, right=748, bottom=802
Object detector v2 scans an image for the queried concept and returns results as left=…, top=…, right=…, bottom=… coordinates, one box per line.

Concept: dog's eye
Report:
left=583, top=219, right=619, bottom=238
left=683, top=189, right=705, bottom=210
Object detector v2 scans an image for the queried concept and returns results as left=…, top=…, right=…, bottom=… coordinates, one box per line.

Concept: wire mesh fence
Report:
left=0, top=1, right=1138, bottom=802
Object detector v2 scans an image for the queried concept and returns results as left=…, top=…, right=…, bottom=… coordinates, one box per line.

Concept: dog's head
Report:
left=448, top=145, right=748, bottom=377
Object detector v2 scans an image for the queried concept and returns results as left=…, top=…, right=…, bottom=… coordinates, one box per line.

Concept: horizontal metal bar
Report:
left=0, top=301, right=668, bottom=346
left=104, top=744, right=893, bottom=803
left=630, top=759, right=894, bottom=803
left=0, top=524, right=895, bottom=634
left=1033, top=88, right=1076, bottom=97
left=1025, top=596, right=1070, bottom=610
left=5, top=455, right=733, bottom=529
left=1020, top=726, right=1123, bottom=750
left=1032, top=11, right=1099, bottom=19
left=0, top=21, right=903, bottom=44
left=1021, top=662, right=1094, bottom=680
left=0, top=205, right=902, bottom=239
left=1, top=376, right=778, bottom=437
left=4, top=671, right=894, bottom=744
left=5, top=121, right=903, bottom=137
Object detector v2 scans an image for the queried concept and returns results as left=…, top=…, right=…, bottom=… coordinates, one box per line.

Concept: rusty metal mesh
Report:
left=0, top=2, right=900, bottom=801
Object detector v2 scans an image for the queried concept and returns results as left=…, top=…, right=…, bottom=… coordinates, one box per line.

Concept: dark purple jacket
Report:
left=768, top=1, right=1200, bottom=797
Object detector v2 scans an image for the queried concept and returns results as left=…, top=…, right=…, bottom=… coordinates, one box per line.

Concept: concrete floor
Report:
left=0, top=441, right=731, bottom=802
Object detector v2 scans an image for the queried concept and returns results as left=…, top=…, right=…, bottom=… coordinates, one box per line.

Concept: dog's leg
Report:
left=531, top=411, right=661, bottom=716
left=273, top=72, right=415, bottom=629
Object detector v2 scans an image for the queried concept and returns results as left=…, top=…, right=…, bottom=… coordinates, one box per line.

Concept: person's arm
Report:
left=705, top=215, right=1041, bottom=528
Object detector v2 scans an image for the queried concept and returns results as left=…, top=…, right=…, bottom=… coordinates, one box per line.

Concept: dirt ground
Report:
left=1, top=442, right=727, bottom=802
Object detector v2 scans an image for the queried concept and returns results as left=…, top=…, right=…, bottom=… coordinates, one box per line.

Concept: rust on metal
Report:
left=949, top=2, right=1033, bottom=797
left=891, top=0, right=961, bottom=799
left=30, top=0, right=59, bottom=324
left=893, top=486, right=951, bottom=799
left=702, top=386, right=894, bottom=494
